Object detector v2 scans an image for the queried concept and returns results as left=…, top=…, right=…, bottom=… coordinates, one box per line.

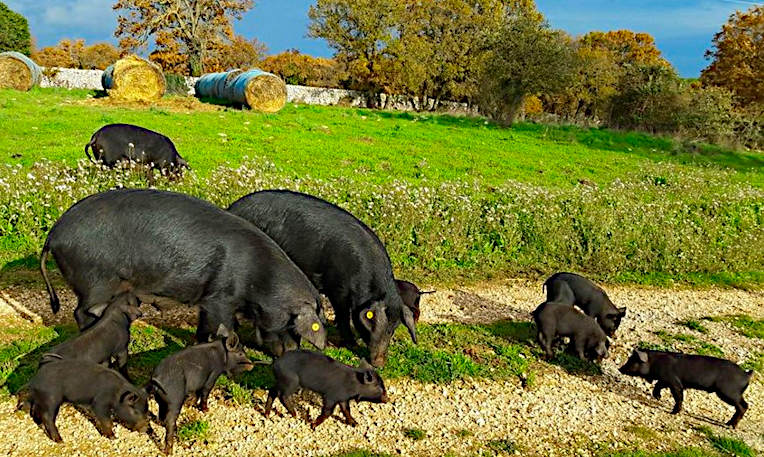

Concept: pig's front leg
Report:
left=652, top=381, right=666, bottom=399
left=668, top=381, right=684, bottom=414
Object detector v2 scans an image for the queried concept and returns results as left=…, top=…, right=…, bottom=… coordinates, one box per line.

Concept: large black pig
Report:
left=40, top=189, right=326, bottom=348
left=85, top=123, right=188, bottom=172
left=228, top=190, right=418, bottom=367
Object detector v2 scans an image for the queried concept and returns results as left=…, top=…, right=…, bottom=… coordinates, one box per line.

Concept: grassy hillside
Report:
left=0, top=88, right=762, bottom=287
left=1, top=88, right=761, bottom=189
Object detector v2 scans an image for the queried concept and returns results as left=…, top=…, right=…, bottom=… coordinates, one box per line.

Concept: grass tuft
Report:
left=403, top=428, right=426, bottom=441
left=176, top=419, right=210, bottom=442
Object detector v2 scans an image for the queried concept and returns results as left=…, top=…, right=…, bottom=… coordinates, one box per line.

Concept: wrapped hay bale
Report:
left=194, top=69, right=243, bottom=99
left=102, top=55, right=166, bottom=101
left=196, top=69, right=286, bottom=112
left=0, top=52, right=42, bottom=91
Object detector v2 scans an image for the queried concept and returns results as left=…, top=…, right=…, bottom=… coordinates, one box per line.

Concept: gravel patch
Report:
left=1, top=279, right=762, bottom=456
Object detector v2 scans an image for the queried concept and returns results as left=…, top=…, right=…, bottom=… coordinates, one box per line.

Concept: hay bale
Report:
left=195, top=69, right=244, bottom=100
left=228, top=69, right=287, bottom=112
left=102, top=55, right=166, bottom=101
left=0, top=52, right=42, bottom=91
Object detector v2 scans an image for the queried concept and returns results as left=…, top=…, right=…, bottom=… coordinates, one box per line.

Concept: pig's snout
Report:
left=380, top=393, right=390, bottom=403
left=241, top=361, right=255, bottom=372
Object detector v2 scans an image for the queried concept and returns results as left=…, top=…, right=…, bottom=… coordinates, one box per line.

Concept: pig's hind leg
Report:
left=36, top=396, right=63, bottom=443
left=716, top=390, right=748, bottom=428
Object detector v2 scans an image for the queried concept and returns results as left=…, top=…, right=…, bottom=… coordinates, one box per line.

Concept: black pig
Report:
left=40, top=189, right=326, bottom=348
left=17, top=360, right=149, bottom=442
left=532, top=301, right=609, bottom=361
left=85, top=123, right=188, bottom=173
left=264, top=350, right=389, bottom=429
left=228, top=190, right=418, bottom=367
left=41, top=297, right=141, bottom=379
left=544, top=272, right=626, bottom=336
left=148, top=325, right=253, bottom=454
left=619, top=349, right=753, bottom=428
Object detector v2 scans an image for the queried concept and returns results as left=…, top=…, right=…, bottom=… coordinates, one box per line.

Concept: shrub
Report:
left=260, top=50, right=345, bottom=88
left=0, top=2, right=30, bottom=55
left=608, top=64, right=684, bottom=134
left=164, top=73, right=189, bottom=96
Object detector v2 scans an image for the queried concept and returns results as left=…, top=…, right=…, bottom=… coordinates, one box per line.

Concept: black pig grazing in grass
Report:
left=40, top=189, right=327, bottom=348
left=532, top=301, right=609, bottom=362
left=148, top=325, right=253, bottom=454
left=228, top=190, right=418, bottom=367
left=395, top=279, right=434, bottom=322
left=17, top=360, right=149, bottom=443
left=85, top=123, right=188, bottom=173
left=543, top=272, right=626, bottom=336
left=264, top=350, right=389, bottom=429
left=40, top=296, right=142, bottom=379
left=619, top=349, right=753, bottom=428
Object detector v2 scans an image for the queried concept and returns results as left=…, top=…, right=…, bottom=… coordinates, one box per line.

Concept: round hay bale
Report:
left=227, top=69, right=287, bottom=113
left=195, top=69, right=244, bottom=100
left=0, top=52, right=42, bottom=91
left=102, top=55, right=166, bottom=101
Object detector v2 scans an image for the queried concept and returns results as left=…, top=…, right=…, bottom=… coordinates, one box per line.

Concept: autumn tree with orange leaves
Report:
left=578, top=30, right=669, bottom=68
left=701, top=5, right=763, bottom=107
left=113, top=0, right=253, bottom=76
left=32, top=39, right=120, bottom=69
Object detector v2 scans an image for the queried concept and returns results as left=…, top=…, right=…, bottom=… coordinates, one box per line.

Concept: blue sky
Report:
left=4, top=0, right=756, bottom=77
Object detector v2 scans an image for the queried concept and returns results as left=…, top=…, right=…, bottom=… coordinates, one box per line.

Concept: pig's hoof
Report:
left=347, top=420, right=358, bottom=427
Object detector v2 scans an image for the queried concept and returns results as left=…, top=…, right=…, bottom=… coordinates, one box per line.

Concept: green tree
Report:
left=608, top=64, right=684, bottom=133
left=0, top=2, right=31, bottom=55
left=701, top=5, right=764, bottom=106
left=308, top=0, right=403, bottom=106
left=478, top=13, right=576, bottom=125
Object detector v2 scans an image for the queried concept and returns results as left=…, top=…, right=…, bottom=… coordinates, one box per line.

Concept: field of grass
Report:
left=0, top=88, right=762, bottom=287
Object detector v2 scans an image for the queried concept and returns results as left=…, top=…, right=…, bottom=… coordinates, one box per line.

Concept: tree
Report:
left=308, top=0, right=404, bottom=106
left=701, top=5, right=763, bottom=107
left=113, top=0, right=254, bottom=76
left=207, top=35, right=267, bottom=72
left=478, top=13, right=576, bottom=125
left=78, top=43, right=121, bottom=69
left=0, top=2, right=31, bottom=55
left=579, top=30, right=669, bottom=68
left=608, top=63, right=684, bottom=133
left=260, top=50, right=345, bottom=87
left=32, top=39, right=120, bottom=69
left=542, top=44, right=619, bottom=120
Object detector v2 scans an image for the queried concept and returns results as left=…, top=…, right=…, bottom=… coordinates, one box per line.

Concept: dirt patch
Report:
left=1, top=279, right=762, bottom=456
left=72, top=96, right=224, bottom=113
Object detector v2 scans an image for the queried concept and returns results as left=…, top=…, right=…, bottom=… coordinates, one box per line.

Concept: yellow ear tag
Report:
left=311, top=323, right=320, bottom=332
left=366, top=311, right=374, bottom=319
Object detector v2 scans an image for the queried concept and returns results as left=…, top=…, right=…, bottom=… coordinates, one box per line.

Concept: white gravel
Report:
left=0, top=279, right=761, bottom=456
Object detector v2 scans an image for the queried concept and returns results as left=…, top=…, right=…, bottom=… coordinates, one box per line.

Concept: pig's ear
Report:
left=636, top=350, right=648, bottom=363
left=356, top=370, right=375, bottom=385
left=225, top=332, right=240, bottom=351
left=125, top=305, right=142, bottom=322
left=120, top=390, right=140, bottom=406
left=618, top=307, right=627, bottom=317
left=88, top=302, right=109, bottom=318
left=358, top=358, right=373, bottom=370
left=216, top=324, right=230, bottom=339
left=402, top=306, right=418, bottom=344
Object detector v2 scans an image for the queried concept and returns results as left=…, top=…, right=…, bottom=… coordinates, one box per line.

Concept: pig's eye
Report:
left=366, top=311, right=374, bottom=320
left=311, top=322, right=320, bottom=332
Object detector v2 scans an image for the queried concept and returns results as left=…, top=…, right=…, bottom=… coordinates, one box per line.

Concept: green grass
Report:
left=725, top=315, right=764, bottom=340
left=695, top=426, right=756, bottom=457
left=176, top=419, right=210, bottom=442
left=2, top=88, right=761, bottom=188
left=0, top=87, right=762, bottom=288
left=485, top=439, right=518, bottom=454
left=403, top=428, right=426, bottom=440
left=741, top=352, right=763, bottom=374
left=678, top=320, right=708, bottom=334
left=651, top=331, right=725, bottom=357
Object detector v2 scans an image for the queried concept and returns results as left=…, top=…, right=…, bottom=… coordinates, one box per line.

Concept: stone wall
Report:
left=37, top=67, right=475, bottom=114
